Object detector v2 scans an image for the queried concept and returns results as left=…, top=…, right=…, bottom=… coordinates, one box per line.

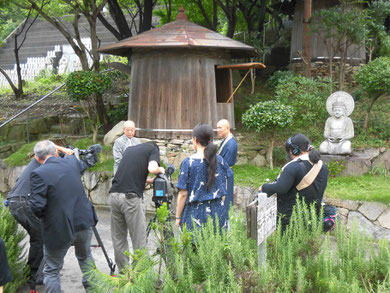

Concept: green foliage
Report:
left=65, top=71, right=112, bottom=102
left=86, top=198, right=390, bottom=292
left=369, top=165, right=390, bottom=178
left=242, top=100, right=294, bottom=132
left=326, top=174, right=390, bottom=204
left=164, top=211, right=258, bottom=292
left=310, top=4, right=368, bottom=51
left=355, top=57, right=390, bottom=97
left=0, top=200, right=28, bottom=293
left=262, top=198, right=390, bottom=292
left=88, top=249, right=157, bottom=292
left=107, top=100, right=128, bottom=126
left=4, top=141, right=36, bottom=166
left=0, top=1, right=26, bottom=42
left=233, top=164, right=280, bottom=188
left=365, top=0, right=390, bottom=58
left=326, top=160, right=346, bottom=178
left=268, top=70, right=295, bottom=89
left=274, top=74, right=334, bottom=127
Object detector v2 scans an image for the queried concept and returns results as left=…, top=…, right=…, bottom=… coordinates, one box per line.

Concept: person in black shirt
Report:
left=259, top=134, right=329, bottom=230
left=109, top=142, right=164, bottom=272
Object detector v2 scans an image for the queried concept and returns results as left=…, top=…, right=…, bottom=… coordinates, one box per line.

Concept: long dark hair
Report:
left=285, top=133, right=321, bottom=163
left=193, top=123, right=218, bottom=191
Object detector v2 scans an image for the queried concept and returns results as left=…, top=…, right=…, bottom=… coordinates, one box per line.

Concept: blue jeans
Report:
left=43, top=228, right=94, bottom=293
left=8, top=197, right=43, bottom=287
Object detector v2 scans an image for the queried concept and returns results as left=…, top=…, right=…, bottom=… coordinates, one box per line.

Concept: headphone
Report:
left=287, top=136, right=301, bottom=156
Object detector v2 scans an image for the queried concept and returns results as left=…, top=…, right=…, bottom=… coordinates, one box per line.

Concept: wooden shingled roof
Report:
left=99, top=7, right=259, bottom=59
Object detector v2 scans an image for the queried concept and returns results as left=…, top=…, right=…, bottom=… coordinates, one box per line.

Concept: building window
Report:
left=215, top=66, right=232, bottom=103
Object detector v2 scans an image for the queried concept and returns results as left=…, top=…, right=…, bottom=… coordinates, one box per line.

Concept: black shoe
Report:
left=27, top=278, right=36, bottom=290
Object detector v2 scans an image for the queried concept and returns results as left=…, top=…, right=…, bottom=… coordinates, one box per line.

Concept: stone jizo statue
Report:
left=319, top=91, right=354, bottom=155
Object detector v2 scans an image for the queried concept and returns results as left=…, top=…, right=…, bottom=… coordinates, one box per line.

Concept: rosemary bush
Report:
left=86, top=201, right=390, bottom=292
left=0, top=201, right=28, bottom=293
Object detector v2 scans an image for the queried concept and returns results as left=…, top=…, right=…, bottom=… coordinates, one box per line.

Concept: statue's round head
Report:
left=326, top=91, right=355, bottom=117
left=332, top=101, right=346, bottom=118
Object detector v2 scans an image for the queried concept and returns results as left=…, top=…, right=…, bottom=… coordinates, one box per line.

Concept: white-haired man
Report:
left=113, top=120, right=141, bottom=174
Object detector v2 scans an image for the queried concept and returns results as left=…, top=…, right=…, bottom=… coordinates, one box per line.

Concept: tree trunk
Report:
left=139, top=0, right=154, bottom=33
left=363, top=95, right=380, bottom=132
left=303, top=0, right=312, bottom=78
left=216, top=0, right=238, bottom=38
left=268, top=129, right=276, bottom=170
left=226, top=15, right=237, bottom=38
left=338, top=41, right=348, bottom=90
left=13, top=34, right=24, bottom=98
left=107, top=0, right=132, bottom=40
left=0, top=67, right=22, bottom=98
left=256, top=0, right=268, bottom=33
left=212, top=0, right=218, bottom=31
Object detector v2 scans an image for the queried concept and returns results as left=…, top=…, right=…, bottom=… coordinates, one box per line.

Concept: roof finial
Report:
left=176, top=5, right=188, bottom=21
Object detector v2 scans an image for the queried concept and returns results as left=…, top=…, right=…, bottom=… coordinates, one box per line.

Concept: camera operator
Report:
left=109, top=141, right=164, bottom=273
left=29, top=140, right=98, bottom=292
left=259, top=134, right=329, bottom=230
left=6, top=144, right=73, bottom=292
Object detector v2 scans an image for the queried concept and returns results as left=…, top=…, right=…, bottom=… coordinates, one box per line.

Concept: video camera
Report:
left=60, top=144, right=102, bottom=168
left=152, top=164, right=176, bottom=209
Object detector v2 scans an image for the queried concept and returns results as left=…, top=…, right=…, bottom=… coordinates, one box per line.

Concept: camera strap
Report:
left=296, top=160, right=323, bottom=191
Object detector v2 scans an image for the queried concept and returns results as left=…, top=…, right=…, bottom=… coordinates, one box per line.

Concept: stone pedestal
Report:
left=321, top=155, right=371, bottom=176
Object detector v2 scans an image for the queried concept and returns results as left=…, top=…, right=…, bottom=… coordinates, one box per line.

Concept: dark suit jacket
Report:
left=30, top=155, right=98, bottom=250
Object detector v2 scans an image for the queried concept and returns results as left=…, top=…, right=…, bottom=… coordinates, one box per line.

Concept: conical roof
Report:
left=99, top=7, right=259, bottom=58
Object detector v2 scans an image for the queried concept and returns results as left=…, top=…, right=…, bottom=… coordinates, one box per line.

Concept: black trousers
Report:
left=8, top=197, right=43, bottom=284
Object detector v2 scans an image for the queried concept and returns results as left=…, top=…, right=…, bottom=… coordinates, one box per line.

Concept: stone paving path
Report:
left=17, top=208, right=159, bottom=293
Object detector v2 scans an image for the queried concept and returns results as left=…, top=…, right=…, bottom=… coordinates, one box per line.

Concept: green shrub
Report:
left=85, top=199, right=390, bottom=292
left=275, top=75, right=334, bottom=127
left=242, top=100, right=294, bottom=169
left=268, top=70, right=295, bottom=88
left=107, top=100, right=128, bottom=126
left=87, top=249, right=157, bottom=292
left=0, top=199, right=28, bottom=293
left=326, top=160, right=346, bottom=178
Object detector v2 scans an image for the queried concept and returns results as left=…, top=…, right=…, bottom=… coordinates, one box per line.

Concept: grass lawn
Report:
left=325, top=174, right=390, bottom=204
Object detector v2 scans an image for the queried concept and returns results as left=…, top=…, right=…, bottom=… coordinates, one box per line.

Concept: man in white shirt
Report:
left=113, top=120, right=141, bottom=174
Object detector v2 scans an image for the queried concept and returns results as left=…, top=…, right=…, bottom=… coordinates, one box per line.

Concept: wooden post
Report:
left=303, top=0, right=312, bottom=77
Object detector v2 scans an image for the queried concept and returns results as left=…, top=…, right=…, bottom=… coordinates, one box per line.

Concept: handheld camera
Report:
left=152, top=164, right=176, bottom=209
left=61, top=144, right=102, bottom=168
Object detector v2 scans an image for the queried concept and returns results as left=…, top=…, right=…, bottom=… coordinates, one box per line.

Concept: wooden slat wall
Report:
left=128, top=49, right=235, bottom=139
left=290, top=0, right=365, bottom=65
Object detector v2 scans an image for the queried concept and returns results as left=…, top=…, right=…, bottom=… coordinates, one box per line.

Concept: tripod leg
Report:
left=92, top=226, right=116, bottom=275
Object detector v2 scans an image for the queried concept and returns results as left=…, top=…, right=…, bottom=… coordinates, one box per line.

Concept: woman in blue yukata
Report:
left=175, top=123, right=229, bottom=231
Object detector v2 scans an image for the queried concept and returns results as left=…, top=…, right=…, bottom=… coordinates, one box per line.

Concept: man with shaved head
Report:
left=216, top=119, right=238, bottom=214
left=113, top=120, right=141, bottom=174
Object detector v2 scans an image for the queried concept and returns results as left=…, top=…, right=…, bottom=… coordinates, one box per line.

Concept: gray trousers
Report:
left=109, top=192, right=147, bottom=272
left=43, top=228, right=94, bottom=293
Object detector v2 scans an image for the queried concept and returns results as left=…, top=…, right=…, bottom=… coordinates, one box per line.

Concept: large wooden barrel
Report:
left=128, top=48, right=235, bottom=139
